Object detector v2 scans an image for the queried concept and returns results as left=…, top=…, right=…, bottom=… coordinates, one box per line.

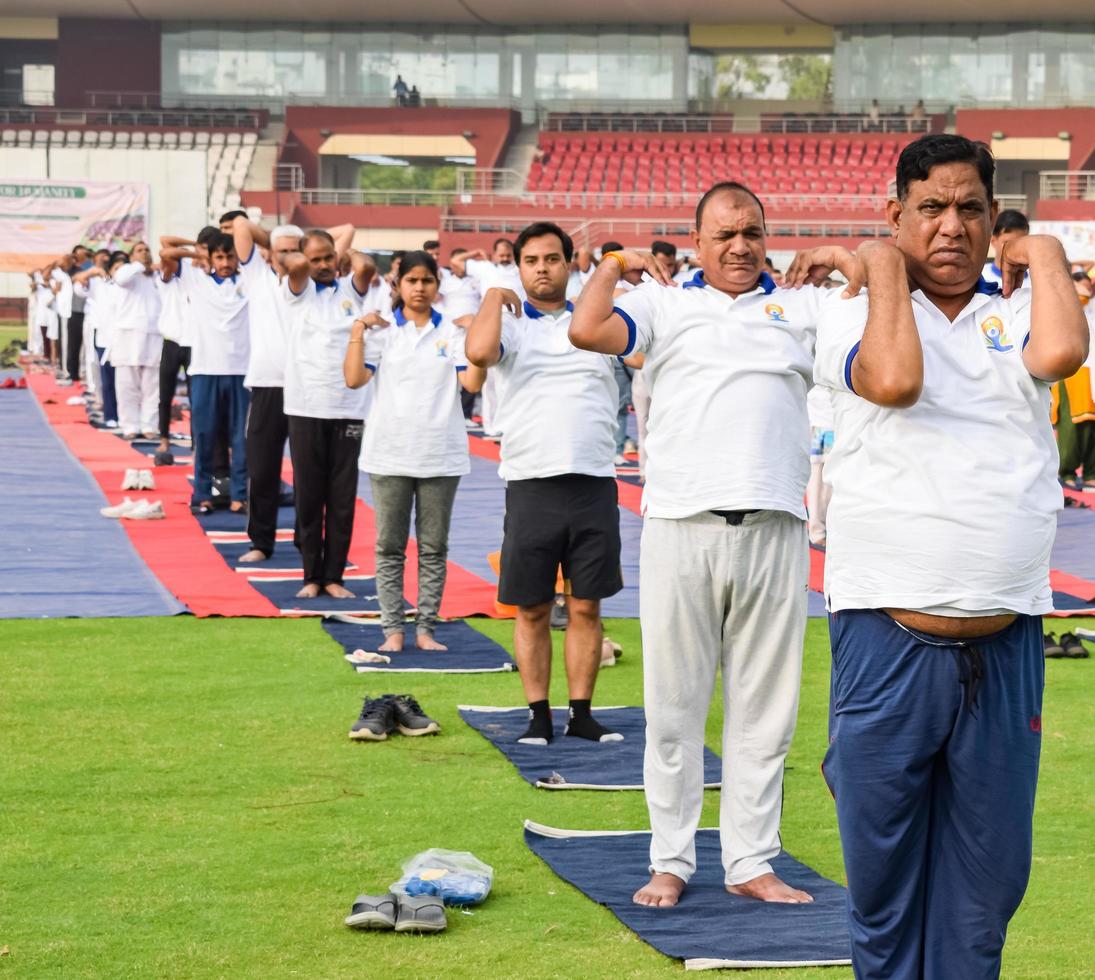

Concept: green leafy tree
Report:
left=779, top=55, right=832, bottom=101
left=714, top=54, right=771, bottom=99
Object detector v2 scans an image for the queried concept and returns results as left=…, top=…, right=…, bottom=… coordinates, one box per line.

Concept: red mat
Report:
left=28, top=373, right=501, bottom=619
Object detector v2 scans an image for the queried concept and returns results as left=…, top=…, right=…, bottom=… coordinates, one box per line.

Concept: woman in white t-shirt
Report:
left=344, top=251, right=484, bottom=652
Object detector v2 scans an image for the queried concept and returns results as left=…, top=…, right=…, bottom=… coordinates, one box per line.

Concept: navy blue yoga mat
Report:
left=459, top=706, right=721, bottom=790
left=525, top=822, right=851, bottom=969
left=323, top=619, right=515, bottom=673
left=197, top=504, right=296, bottom=533
left=211, top=539, right=356, bottom=573
left=249, top=577, right=383, bottom=616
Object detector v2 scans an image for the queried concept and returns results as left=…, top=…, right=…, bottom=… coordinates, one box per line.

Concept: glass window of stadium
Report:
left=833, top=24, right=1095, bottom=109
left=161, top=24, right=687, bottom=111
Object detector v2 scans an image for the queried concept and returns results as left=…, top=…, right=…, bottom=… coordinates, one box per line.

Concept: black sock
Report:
left=517, top=699, right=553, bottom=745
left=564, top=700, right=624, bottom=742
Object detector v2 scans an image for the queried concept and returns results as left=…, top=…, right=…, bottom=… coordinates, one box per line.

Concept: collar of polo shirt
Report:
left=393, top=307, right=443, bottom=328
left=315, top=280, right=338, bottom=292
left=681, top=270, right=777, bottom=295
left=522, top=300, right=573, bottom=318
left=210, top=271, right=238, bottom=285
left=975, top=276, right=1002, bottom=295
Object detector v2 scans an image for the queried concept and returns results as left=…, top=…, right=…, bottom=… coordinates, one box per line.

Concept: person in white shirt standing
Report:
left=280, top=230, right=374, bottom=599
left=231, top=218, right=305, bottom=563
left=73, top=249, right=117, bottom=426
left=160, top=232, right=249, bottom=513
left=466, top=239, right=523, bottom=439
left=344, top=250, right=484, bottom=649
left=466, top=221, right=625, bottom=746
left=110, top=242, right=163, bottom=439
left=570, top=183, right=909, bottom=910
left=49, top=256, right=75, bottom=384
left=32, top=267, right=58, bottom=369
left=811, top=133, right=1088, bottom=980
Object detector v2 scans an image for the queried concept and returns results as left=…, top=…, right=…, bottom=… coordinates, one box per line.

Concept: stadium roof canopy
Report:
left=8, top=0, right=1091, bottom=24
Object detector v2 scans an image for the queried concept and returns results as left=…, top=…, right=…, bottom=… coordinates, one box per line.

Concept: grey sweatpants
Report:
left=369, top=474, right=461, bottom=636
left=640, top=510, right=809, bottom=886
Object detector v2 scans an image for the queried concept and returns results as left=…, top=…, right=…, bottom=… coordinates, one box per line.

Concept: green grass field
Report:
left=2, top=615, right=1092, bottom=978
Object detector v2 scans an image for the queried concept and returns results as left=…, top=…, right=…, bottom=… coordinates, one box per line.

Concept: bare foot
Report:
left=416, top=634, right=448, bottom=651
left=379, top=633, right=405, bottom=653
left=633, top=872, right=686, bottom=907
left=726, top=872, right=813, bottom=904
left=296, top=582, right=320, bottom=599
left=229, top=501, right=246, bottom=513
left=238, top=549, right=267, bottom=563
left=323, top=583, right=355, bottom=599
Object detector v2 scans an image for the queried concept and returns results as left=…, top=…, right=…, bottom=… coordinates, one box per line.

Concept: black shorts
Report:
left=498, top=474, right=623, bottom=607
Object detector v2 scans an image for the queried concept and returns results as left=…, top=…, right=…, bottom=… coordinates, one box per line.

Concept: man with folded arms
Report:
left=812, top=133, right=1087, bottom=979
left=569, top=182, right=912, bottom=909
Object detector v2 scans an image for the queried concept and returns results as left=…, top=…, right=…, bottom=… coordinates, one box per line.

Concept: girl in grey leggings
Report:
left=344, top=251, right=484, bottom=652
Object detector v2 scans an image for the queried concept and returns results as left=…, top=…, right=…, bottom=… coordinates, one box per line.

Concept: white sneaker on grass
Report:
left=100, top=497, right=141, bottom=518
left=122, top=500, right=165, bottom=520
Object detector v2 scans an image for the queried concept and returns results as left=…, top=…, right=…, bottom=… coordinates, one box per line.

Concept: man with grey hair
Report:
left=233, top=217, right=304, bottom=562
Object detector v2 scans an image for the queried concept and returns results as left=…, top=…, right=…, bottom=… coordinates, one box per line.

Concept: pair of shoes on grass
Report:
left=345, top=892, right=445, bottom=933
left=349, top=694, right=439, bottom=741
left=1044, top=632, right=1090, bottom=659
left=100, top=497, right=164, bottom=520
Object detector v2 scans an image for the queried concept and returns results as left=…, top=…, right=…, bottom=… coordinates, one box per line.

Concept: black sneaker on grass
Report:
left=383, top=694, right=440, bottom=736
left=349, top=696, right=397, bottom=741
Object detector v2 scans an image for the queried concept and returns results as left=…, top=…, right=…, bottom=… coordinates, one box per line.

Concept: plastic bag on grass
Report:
left=391, top=849, right=493, bottom=906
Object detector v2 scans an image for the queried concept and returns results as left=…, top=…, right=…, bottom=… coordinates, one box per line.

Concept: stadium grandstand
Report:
left=2, top=6, right=1094, bottom=295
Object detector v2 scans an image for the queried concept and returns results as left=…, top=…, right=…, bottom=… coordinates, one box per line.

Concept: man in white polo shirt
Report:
left=570, top=182, right=911, bottom=910
left=160, top=231, right=250, bottom=513
left=812, top=134, right=1088, bottom=980
left=231, top=217, right=303, bottom=563
left=280, top=230, right=374, bottom=599
left=110, top=242, right=163, bottom=439
left=465, top=221, right=624, bottom=745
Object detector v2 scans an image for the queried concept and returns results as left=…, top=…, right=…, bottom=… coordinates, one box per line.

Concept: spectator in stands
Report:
left=73, top=249, right=117, bottom=427
left=393, top=74, right=409, bottom=107
left=867, top=98, right=881, bottom=128
left=814, top=133, right=1087, bottom=980
left=465, top=221, right=625, bottom=745
left=465, top=239, right=523, bottom=439
left=155, top=225, right=218, bottom=462
left=1057, top=273, right=1095, bottom=487
left=569, top=182, right=880, bottom=910
left=344, top=250, right=484, bottom=650
left=232, top=217, right=307, bottom=563
left=279, top=230, right=373, bottom=599
left=109, top=242, right=163, bottom=440
left=409, top=85, right=421, bottom=108
left=911, top=99, right=927, bottom=124
left=160, top=231, right=249, bottom=515
left=983, top=209, right=1030, bottom=287
left=218, top=209, right=248, bottom=234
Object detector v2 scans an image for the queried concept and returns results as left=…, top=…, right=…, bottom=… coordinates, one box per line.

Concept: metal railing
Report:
left=442, top=213, right=892, bottom=242
left=456, top=168, right=525, bottom=195
left=298, top=187, right=455, bottom=207
left=274, top=163, right=305, bottom=192
left=0, top=105, right=262, bottom=129
left=541, top=113, right=934, bottom=135
left=1039, top=172, right=1095, bottom=201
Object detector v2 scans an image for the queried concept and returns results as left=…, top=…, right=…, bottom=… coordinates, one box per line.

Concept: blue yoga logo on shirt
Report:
left=764, top=303, right=789, bottom=322
left=435, top=339, right=450, bottom=358
left=981, top=316, right=1013, bottom=352
left=341, top=299, right=354, bottom=316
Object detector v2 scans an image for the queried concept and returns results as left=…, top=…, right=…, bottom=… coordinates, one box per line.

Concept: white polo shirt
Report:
left=494, top=300, right=618, bottom=482
left=614, top=271, right=823, bottom=519
left=281, top=276, right=370, bottom=420
left=238, top=248, right=287, bottom=388
left=177, top=261, right=250, bottom=376
left=466, top=259, right=525, bottom=300
left=360, top=307, right=470, bottom=478
left=814, top=278, right=1058, bottom=616
left=156, top=273, right=190, bottom=346
left=51, top=268, right=73, bottom=319
left=438, top=268, right=482, bottom=321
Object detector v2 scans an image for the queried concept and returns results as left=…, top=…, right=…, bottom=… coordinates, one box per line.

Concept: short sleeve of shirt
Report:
left=814, top=289, right=869, bottom=393
left=281, top=276, right=311, bottom=305
left=498, top=311, right=523, bottom=364
left=612, top=281, right=661, bottom=356
left=449, top=328, right=468, bottom=370
left=363, top=326, right=388, bottom=372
